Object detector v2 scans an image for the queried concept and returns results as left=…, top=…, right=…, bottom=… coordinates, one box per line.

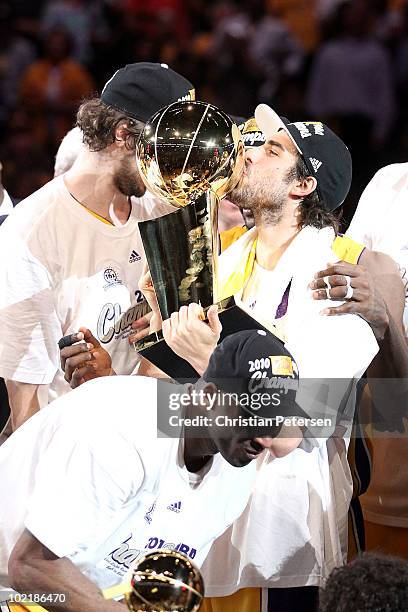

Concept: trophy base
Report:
left=134, top=298, right=271, bottom=381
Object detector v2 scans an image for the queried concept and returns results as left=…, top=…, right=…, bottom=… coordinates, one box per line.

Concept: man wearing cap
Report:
left=162, top=106, right=379, bottom=611
left=220, top=116, right=408, bottom=566
left=0, top=328, right=301, bottom=611
left=0, top=62, right=195, bottom=430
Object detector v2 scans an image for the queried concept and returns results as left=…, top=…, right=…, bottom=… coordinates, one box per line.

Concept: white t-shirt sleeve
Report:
left=289, top=312, right=378, bottom=379
left=287, top=310, right=378, bottom=433
left=25, top=423, right=144, bottom=559
left=346, top=170, right=382, bottom=249
left=0, top=238, right=62, bottom=384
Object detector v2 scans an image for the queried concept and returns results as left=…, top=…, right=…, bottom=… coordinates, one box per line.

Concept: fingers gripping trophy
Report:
left=134, top=101, right=266, bottom=379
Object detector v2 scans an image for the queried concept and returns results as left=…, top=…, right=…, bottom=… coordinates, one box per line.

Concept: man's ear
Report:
left=202, top=382, right=217, bottom=411
left=114, top=124, right=128, bottom=147
left=291, top=175, right=317, bottom=198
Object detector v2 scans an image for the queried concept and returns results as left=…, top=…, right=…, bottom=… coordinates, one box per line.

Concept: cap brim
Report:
left=255, top=104, right=302, bottom=155
left=242, top=399, right=309, bottom=422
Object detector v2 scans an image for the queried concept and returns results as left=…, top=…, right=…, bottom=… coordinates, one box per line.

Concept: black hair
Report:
left=293, top=154, right=340, bottom=233
left=320, top=553, right=408, bottom=612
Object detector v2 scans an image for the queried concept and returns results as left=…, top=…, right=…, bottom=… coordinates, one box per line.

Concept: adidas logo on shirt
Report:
left=167, top=501, right=182, bottom=513
left=129, top=250, right=141, bottom=263
left=309, top=157, right=322, bottom=173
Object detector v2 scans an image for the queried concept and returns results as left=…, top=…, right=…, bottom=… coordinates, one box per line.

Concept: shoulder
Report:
left=0, top=177, right=66, bottom=239
left=220, top=226, right=257, bottom=258
left=359, top=248, right=401, bottom=276
left=332, top=234, right=365, bottom=265
left=367, top=163, right=408, bottom=189
left=220, top=225, right=247, bottom=252
left=50, top=376, right=158, bottom=440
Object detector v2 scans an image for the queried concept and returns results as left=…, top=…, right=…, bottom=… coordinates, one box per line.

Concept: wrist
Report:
left=188, top=346, right=214, bottom=376
left=372, top=311, right=389, bottom=342
left=149, top=312, right=163, bottom=334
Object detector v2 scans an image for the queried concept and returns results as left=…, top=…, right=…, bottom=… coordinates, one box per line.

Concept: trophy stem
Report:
left=205, top=191, right=219, bottom=305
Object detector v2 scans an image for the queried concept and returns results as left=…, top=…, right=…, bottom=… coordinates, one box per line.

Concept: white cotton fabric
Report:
left=0, top=376, right=256, bottom=590
left=0, top=176, right=173, bottom=402
left=0, top=190, right=14, bottom=216
left=347, top=163, right=408, bottom=334
left=347, top=163, right=408, bottom=528
left=201, top=225, right=378, bottom=595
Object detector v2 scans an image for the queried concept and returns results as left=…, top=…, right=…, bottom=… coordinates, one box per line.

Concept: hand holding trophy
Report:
left=134, top=101, right=266, bottom=379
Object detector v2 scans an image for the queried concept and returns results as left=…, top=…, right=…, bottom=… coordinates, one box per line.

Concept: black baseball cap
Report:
left=203, top=329, right=307, bottom=422
left=101, top=62, right=195, bottom=123
left=255, top=104, right=352, bottom=210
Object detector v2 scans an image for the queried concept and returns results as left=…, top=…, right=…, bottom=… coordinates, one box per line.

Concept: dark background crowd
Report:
left=0, top=0, right=407, bottom=226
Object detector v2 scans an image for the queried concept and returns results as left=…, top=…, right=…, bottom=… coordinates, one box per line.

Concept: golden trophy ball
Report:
left=125, top=550, right=204, bottom=612
left=136, top=99, right=244, bottom=209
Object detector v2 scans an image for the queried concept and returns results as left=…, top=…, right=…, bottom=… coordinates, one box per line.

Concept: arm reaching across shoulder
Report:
left=309, top=252, right=408, bottom=378
left=309, top=251, right=408, bottom=429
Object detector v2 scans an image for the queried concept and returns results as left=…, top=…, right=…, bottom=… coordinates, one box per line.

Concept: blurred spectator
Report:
left=306, top=0, right=395, bottom=151
left=393, top=3, right=408, bottom=99
left=305, top=0, right=395, bottom=222
left=18, top=27, right=94, bottom=149
left=316, top=0, right=347, bottom=22
left=270, top=0, right=320, bottom=51
left=249, top=1, right=304, bottom=103
left=0, top=107, right=53, bottom=201
left=210, top=2, right=259, bottom=116
left=0, top=2, right=36, bottom=125
left=41, top=0, right=109, bottom=66
left=320, top=553, right=408, bottom=612
left=124, top=0, right=191, bottom=43
left=0, top=0, right=403, bottom=216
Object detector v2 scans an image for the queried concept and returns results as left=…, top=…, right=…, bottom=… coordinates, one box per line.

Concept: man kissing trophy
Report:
left=134, top=101, right=268, bottom=379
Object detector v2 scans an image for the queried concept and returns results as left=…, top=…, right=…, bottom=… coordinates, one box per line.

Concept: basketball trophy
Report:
left=126, top=550, right=204, bottom=611
left=134, top=100, right=268, bottom=379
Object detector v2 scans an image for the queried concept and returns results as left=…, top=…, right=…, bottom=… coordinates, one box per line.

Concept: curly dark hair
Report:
left=320, top=553, right=408, bottom=612
left=292, top=154, right=340, bottom=233
left=76, top=97, right=144, bottom=152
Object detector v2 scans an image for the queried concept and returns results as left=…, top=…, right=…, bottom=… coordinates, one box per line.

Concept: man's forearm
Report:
left=9, top=533, right=124, bottom=612
left=368, top=312, right=408, bottom=379
left=5, top=380, right=49, bottom=430
left=366, top=313, right=408, bottom=429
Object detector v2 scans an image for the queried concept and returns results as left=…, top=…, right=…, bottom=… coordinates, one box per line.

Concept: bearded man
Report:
left=0, top=62, right=195, bottom=429
left=161, top=105, right=379, bottom=612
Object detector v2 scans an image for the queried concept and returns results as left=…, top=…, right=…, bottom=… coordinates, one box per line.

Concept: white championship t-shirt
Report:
left=347, top=163, right=408, bottom=334
left=0, top=376, right=256, bottom=590
left=201, top=226, right=378, bottom=595
left=0, top=176, right=173, bottom=401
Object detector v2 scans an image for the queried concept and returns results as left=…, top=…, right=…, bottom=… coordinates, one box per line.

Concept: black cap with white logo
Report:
left=101, top=62, right=195, bottom=123
left=255, top=104, right=352, bottom=210
left=203, top=329, right=306, bottom=422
